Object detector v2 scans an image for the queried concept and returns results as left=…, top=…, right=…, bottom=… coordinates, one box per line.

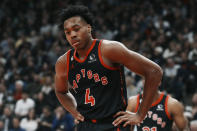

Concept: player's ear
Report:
left=87, top=24, right=92, bottom=34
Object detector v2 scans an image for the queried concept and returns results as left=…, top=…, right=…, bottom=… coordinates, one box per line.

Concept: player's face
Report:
left=64, top=16, right=91, bottom=50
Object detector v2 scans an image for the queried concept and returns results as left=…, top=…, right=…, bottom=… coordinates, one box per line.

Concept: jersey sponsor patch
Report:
left=88, top=53, right=97, bottom=63
left=156, top=104, right=164, bottom=111
left=71, top=56, right=74, bottom=61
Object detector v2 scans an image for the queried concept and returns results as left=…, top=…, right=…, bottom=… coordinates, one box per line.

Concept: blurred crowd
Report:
left=0, top=0, right=197, bottom=130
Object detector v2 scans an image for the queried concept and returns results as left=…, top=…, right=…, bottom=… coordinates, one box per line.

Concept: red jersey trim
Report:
left=98, top=40, right=119, bottom=70
left=73, top=39, right=97, bottom=63
left=165, top=95, right=173, bottom=120
left=135, top=94, right=140, bottom=113
left=91, top=119, right=97, bottom=123
left=151, top=92, right=164, bottom=107
left=137, top=92, right=164, bottom=109
left=121, top=88, right=127, bottom=106
left=66, top=50, right=71, bottom=81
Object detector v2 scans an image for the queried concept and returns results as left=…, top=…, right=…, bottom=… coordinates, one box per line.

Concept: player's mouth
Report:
left=73, top=41, right=80, bottom=47
left=72, top=40, right=80, bottom=47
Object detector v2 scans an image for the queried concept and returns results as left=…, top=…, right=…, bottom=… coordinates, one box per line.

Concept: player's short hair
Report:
left=59, top=5, right=94, bottom=28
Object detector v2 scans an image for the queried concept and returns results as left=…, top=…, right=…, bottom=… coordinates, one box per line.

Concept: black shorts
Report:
left=75, top=119, right=130, bottom=131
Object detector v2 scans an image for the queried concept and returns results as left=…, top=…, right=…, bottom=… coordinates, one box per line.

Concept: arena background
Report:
left=0, top=0, right=197, bottom=130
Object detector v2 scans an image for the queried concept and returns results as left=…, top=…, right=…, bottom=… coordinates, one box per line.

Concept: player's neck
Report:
left=153, top=91, right=161, bottom=102
left=76, top=38, right=94, bottom=58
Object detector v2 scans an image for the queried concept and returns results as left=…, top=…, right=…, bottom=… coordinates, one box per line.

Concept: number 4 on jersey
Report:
left=85, top=88, right=95, bottom=106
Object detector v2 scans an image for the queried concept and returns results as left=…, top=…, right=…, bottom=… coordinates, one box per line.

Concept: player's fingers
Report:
left=113, top=111, right=126, bottom=117
left=112, top=117, right=121, bottom=126
left=74, top=119, right=79, bottom=124
left=113, top=117, right=128, bottom=126
left=123, top=121, right=131, bottom=127
left=77, top=114, right=84, bottom=122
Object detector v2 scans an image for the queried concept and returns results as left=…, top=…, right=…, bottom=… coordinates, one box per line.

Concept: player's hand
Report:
left=72, top=112, right=84, bottom=122
left=112, top=111, right=142, bottom=127
left=74, top=119, right=80, bottom=125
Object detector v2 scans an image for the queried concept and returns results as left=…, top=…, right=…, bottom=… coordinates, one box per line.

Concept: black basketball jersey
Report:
left=67, top=39, right=127, bottom=120
left=135, top=92, right=173, bottom=131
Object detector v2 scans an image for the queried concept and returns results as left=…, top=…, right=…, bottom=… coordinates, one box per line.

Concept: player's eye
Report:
left=65, top=31, right=70, bottom=35
left=74, top=27, right=80, bottom=32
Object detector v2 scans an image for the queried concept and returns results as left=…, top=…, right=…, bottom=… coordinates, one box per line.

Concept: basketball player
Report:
left=126, top=91, right=190, bottom=131
left=55, top=5, right=163, bottom=131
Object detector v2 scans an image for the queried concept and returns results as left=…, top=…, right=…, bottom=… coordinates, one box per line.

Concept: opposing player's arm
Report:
left=127, top=96, right=138, bottom=112
left=168, top=97, right=190, bottom=131
left=127, top=96, right=138, bottom=131
left=55, top=53, right=84, bottom=122
left=101, top=40, right=162, bottom=122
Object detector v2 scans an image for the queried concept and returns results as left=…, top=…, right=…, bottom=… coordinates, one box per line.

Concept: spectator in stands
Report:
left=52, top=106, right=74, bottom=131
left=20, top=109, right=38, bottom=131
left=0, top=83, right=7, bottom=107
left=41, top=75, right=58, bottom=110
left=0, top=120, right=4, bottom=131
left=192, top=92, right=197, bottom=120
left=34, top=92, right=47, bottom=116
left=37, top=106, right=53, bottom=131
left=9, top=117, right=25, bottom=131
left=190, top=120, right=197, bottom=131
left=0, top=106, right=13, bottom=131
left=15, top=91, right=35, bottom=118
left=13, top=80, right=24, bottom=101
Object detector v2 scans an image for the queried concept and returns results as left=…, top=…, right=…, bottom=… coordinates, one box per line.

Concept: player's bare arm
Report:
left=100, top=40, right=163, bottom=126
left=168, top=97, right=190, bottom=131
left=55, top=53, right=84, bottom=122
left=126, top=96, right=138, bottom=131
left=127, top=96, right=138, bottom=113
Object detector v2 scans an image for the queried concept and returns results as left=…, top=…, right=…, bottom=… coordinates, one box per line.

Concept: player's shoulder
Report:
left=100, top=39, right=127, bottom=55
left=57, top=50, right=71, bottom=64
left=55, top=50, right=70, bottom=70
left=167, top=95, right=182, bottom=106
left=101, top=39, right=124, bottom=47
left=167, top=95, right=184, bottom=113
